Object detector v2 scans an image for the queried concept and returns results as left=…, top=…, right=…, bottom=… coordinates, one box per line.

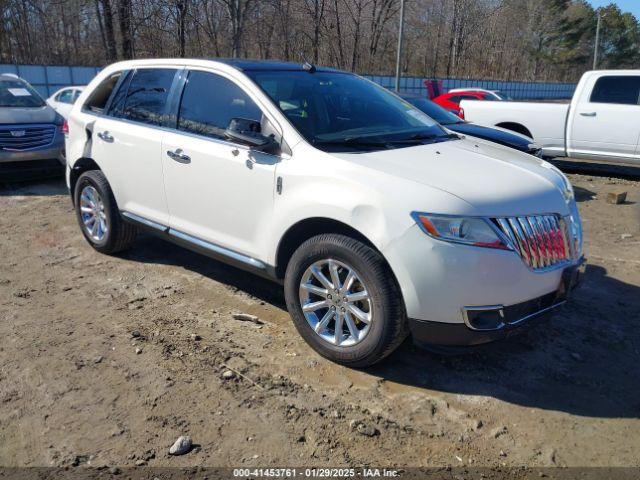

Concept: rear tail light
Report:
left=61, top=120, right=69, bottom=136
left=458, top=108, right=465, bottom=120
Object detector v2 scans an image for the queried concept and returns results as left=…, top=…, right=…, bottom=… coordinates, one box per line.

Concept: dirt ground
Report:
left=0, top=164, right=639, bottom=474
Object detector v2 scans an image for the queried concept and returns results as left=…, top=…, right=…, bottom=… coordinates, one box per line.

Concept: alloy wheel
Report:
left=299, top=259, right=373, bottom=347
left=79, top=185, right=108, bottom=242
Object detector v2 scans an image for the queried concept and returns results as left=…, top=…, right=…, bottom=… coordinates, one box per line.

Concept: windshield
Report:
left=403, top=97, right=463, bottom=125
left=490, top=91, right=511, bottom=101
left=246, top=70, right=453, bottom=152
left=0, top=79, right=45, bottom=107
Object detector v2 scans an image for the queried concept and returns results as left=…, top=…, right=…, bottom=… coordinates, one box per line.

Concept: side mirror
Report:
left=225, top=118, right=279, bottom=154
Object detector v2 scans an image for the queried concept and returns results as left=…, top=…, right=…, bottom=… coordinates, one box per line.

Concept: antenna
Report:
left=299, top=51, right=316, bottom=73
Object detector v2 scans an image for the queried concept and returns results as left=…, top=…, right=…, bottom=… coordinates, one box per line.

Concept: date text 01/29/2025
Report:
left=232, top=468, right=400, bottom=477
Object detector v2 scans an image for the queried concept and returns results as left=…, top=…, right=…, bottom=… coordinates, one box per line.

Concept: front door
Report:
left=161, top=69, right=280, bottom=261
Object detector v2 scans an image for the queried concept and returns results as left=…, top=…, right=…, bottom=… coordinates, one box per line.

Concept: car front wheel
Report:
left=284, top=234, right=407, bottom=367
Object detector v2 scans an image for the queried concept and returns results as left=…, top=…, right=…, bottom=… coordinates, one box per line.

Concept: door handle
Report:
left=97, top=131, right=114, bottom=142
left=166, top=148, right=191, bottom=163
left=580, top=112, right=597, bottom=117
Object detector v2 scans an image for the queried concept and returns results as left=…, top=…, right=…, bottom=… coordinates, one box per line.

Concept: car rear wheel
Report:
left=284, top=234, right=408, bottom=367
left=74, top=170, right=137, bottom=254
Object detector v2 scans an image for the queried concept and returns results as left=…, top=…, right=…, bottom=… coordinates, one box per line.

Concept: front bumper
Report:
left=408, top=258, right=585, bottom=347
left=382, top=219, right=584, bottom=347
left=0, top=133, right=65, bottom=166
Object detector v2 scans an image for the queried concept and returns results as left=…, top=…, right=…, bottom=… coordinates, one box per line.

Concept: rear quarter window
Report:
left=83, top=72, right=124, bottom=114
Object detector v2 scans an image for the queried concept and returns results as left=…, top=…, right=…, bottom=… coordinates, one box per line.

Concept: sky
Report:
left=586, top=0, right=640, bottom=17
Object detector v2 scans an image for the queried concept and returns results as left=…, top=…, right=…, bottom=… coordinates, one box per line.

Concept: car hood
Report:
left=445, top=122, right=532, bottom=151
left=333, top=138, right=572, bottom=217
left=0, top=105, right=60, bottom=125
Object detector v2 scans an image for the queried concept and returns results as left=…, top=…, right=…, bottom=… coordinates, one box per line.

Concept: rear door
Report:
left=89, top=67, right=181, bottom=226
left=568, top=74, right=640, bottom=161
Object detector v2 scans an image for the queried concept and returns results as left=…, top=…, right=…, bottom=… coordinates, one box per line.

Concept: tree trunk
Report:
left=97, top=0, right=117, bottom=62
left=176, top=0, right=188, bottom=57
left=118, top=0, right=133, bottom=59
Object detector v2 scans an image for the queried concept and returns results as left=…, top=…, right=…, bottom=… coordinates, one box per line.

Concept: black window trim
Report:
left=79, top=64, right=289, bottom=156
left=589, top=75, right=640, bottom=106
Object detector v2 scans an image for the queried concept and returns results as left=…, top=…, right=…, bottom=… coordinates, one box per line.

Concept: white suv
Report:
left=66, top=59, right=584, bottom=366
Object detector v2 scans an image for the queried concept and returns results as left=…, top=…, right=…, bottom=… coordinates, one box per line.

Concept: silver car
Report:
left=0, top=74, right=65, bottom=179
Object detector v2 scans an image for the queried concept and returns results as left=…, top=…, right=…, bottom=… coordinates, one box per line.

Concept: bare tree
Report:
left=0, top=0, right=634, bottom=84
left=117, top=0, right=134, bottom=58
left=97, top=0, right=118, bottom=61
left=301, top=0, right=326, bottom=62
left=220, top=0, right=255, bottom=57
left=174, top=0, right=189, bottom=57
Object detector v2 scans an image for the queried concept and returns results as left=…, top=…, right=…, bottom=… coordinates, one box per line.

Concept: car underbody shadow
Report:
left=123, top=231, right=640, bottom=419
left=120, top=232, right=287, bottom=310
left=367, top=263, right=640, bottom=419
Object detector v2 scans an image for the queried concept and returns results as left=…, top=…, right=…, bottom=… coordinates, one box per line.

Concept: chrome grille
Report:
left=494, top=214, right=576, bottom=271
left=0, top=124, right=56, bottom=151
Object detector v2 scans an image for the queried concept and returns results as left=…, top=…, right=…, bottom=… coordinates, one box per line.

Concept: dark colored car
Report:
left=401, top=93, right=541, bottom=156
left=0, top=74, right=66, bottom=180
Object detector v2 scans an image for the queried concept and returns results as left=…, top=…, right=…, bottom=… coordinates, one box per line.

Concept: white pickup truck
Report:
left=461, top=70, right=640, bottom=163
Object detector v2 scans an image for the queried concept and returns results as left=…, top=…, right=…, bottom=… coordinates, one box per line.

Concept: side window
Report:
left=177, top=70, right=263, bottom=140
left=56, top=89, right=75, bottom=104
left=83, top=72, right=123, bottom=114
left=590, top=76, right=640, bottom=105
left=120, top=68, right=177, bottom=126
left=106, top=70, right=133, bottom=118
left=72, top=89, right=82, bottom=102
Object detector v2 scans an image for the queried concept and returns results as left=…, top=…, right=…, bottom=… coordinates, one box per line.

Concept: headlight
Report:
left=411, top=212, right=511, bottom=250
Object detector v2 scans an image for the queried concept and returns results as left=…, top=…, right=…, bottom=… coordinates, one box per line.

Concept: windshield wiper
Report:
left=402, top=132, right=460, bottom=141
left=388, top=133, right=460, bottom=144
left=313, top=137, right=393, bottom=148
left=313, top=132, right=460, bottom=150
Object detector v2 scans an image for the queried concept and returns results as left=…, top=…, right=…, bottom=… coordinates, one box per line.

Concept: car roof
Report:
left=0, top=73, right=23, bottom=81
left=103, top=58, right=347, bottom=74
left=448, top=88, right=496, bottom=94
left=446, top=90, right=483, bottom=96
left=204, top=58, right=344, bottom=73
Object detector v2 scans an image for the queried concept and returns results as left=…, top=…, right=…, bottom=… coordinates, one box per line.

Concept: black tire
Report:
left=74, top=170, right=137, bottom=254
left=284, top=234, right=408, bottom=367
